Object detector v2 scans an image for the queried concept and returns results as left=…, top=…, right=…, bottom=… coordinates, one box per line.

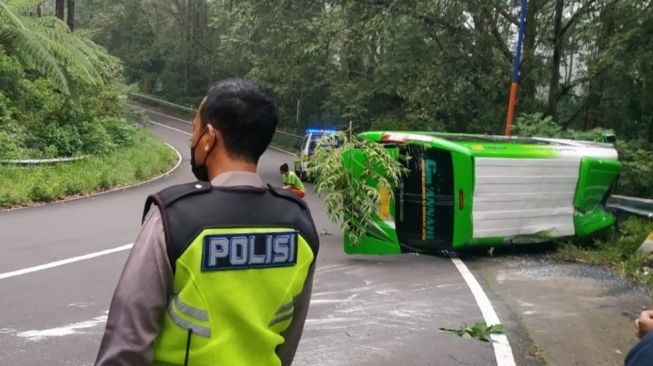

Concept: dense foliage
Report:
left=0, top=128, right=177, bottom=208
left=76, top=0, right=653, bottom=197
left=0, top=1, right=177, bottom=208
left=0, top=0, right=135, bottom=159
left=79, top=0, right=653, bottom=139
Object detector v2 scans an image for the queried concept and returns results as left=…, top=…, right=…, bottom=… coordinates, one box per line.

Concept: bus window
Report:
left=395, top=146, right=454, bottom=253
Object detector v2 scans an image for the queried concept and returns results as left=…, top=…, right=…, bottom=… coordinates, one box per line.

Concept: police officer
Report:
left=95, top=80, right=319, bottom=366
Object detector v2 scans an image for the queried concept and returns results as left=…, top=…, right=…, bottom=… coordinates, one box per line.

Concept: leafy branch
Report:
left=309, top=129, right=408, bottom=245
left=439, top=322, right=505, bottom=342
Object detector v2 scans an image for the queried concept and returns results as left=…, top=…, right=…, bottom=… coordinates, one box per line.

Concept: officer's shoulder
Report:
left=153, top=181, right=212, bottom=207
left=267, top=184, right=308, bottom=210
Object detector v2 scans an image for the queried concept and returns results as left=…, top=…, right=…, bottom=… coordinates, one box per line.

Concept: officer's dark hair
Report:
left=280, top=163, right=289, bottom=173
left=200, top=79, right=278, bottom=163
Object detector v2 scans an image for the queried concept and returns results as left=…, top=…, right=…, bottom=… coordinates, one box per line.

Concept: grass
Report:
left=0, top=129, right=178, bottom=209
left=555, top=217, right=653, bottom=290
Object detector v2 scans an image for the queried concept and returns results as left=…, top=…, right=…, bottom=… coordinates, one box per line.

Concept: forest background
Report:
left=2, top=0, right=652, bottom=197
left=77, top=0, right=653, bottom=196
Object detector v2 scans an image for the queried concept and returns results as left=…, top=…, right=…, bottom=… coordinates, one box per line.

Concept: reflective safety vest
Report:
left=143, top=182, right=319, bottom=366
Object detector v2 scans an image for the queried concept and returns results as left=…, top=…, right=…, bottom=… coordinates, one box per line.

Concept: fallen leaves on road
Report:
left=439, top=321, right=505, bottom=342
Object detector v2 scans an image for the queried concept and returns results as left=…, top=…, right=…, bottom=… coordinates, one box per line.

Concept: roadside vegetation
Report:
left=0, top=130, right=177, bottom=209
left=556, top=217, right=653, bottom=291
left=79, top=0, right=653, bottom=197
left=0, top=1, right=177, bottom=208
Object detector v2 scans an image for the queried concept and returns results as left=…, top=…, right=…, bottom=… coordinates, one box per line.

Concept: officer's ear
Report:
left=205, top=124, right=218, bottom=152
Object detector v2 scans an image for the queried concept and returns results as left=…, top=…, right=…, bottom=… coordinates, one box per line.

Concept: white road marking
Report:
left=451, top=258, right=516, bottom=366
left=148, top=119, right=191, bottom=136
left=0, top=244, right=133, bottom=281
left=16, top=312, right=108, bottom=342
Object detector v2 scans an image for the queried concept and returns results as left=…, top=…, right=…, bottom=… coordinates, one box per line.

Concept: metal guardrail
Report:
left=607, top=195, right=653, bottom=219
left=128, top=93, right=197, bottom=116
left=0, top=156, right=87, bottom=165
left=127, top=93, right=304, bottom=153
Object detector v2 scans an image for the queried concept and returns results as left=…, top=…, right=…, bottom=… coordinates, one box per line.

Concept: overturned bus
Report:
left=343, top=131, right=621, bottom=255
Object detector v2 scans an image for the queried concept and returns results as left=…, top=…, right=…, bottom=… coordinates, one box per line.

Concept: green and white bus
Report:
left=344, top=131, right=622, bottom=255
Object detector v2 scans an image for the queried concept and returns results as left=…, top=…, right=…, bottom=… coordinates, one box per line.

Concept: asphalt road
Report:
left=1, top=108, right=647, bottom=366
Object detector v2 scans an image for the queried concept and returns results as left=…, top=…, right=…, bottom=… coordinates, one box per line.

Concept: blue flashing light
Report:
left=305, top=128, right=337, bottom=135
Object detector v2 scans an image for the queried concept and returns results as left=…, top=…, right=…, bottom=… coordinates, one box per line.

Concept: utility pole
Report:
left=504, top=0, right=529, bottom=136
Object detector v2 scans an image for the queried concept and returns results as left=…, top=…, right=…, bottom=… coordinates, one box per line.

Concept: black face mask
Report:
left=190, top=146, right=210, bottom=181
left=190, top=128, right=215, bottom=182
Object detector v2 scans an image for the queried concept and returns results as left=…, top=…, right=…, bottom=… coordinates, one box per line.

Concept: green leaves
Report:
left=309, top=130, right=408, bottom=246
left=439, top=322, right=505, bottom=342
left=0, top=0, right=120, bottom=94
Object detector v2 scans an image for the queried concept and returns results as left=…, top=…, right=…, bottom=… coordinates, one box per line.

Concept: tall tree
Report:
left=55, top=0, right=64, bottom=20
left=67, top=0, right=75, bottom=31
left=547, top=0, right=564, bottom=119
left=520, top=0, right=540, bottom=106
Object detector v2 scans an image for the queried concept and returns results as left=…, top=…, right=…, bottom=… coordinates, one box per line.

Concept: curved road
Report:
left=0, top=108, right=646, bottom=365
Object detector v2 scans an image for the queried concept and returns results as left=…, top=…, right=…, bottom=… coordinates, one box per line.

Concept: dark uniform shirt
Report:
left=626, top=331, right=653, bottom=366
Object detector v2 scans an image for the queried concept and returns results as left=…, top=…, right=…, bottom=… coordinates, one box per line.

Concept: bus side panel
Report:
left=471, top=158, right=581, bottom=240
left=573, top=158, right=621, bottom=236
left=451, top=152, right=474, bottom=249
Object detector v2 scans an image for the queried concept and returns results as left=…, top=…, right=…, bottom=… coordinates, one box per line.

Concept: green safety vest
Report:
left=143, top=182, right=319, bottom=366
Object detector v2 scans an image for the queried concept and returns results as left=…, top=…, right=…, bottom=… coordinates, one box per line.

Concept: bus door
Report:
left=395, top=145, right=454, bottom=253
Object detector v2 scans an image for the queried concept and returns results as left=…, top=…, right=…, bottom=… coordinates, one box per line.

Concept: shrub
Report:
left=102, top=117, right=139, bottom=146
left=616, top=141, right=653, bottom=198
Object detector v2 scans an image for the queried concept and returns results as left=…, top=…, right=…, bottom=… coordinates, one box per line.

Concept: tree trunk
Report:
left=184, top=0, right=193, bottom=93
left=547, top=0, right=564, bottom=120
left=67, top=0, right=75, bottom=31
left=585, top=5, right=614, bottom=130
left=36, top=1, right=42, bottom=17
left=521, top=0, right=539, bottom=105
left=296, top=96, right=302, bottom=130
left=55, top=0, right=65, bottom=20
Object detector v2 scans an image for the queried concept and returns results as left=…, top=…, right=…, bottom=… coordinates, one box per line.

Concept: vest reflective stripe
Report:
left=153, top=227, right=314, bottom=366
left=269, top=311, right=294, bottom=327
left=275, top=298, right=295, bottom=315
left=167, top=304, right=211, bottom=338
left=269, top=298, right=295, bottom=326
left=173, top=293, right=208, bottom=322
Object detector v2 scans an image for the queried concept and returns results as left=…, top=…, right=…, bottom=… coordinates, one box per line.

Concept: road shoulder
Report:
left=467, top=255, right=652, bottom=366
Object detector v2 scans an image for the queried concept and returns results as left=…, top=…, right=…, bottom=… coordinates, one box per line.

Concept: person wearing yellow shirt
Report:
left=280, top=163, right=305, bottom=198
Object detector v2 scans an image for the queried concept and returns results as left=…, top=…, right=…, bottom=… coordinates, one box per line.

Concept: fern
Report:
left=0, top=0, right=119, bottom=94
